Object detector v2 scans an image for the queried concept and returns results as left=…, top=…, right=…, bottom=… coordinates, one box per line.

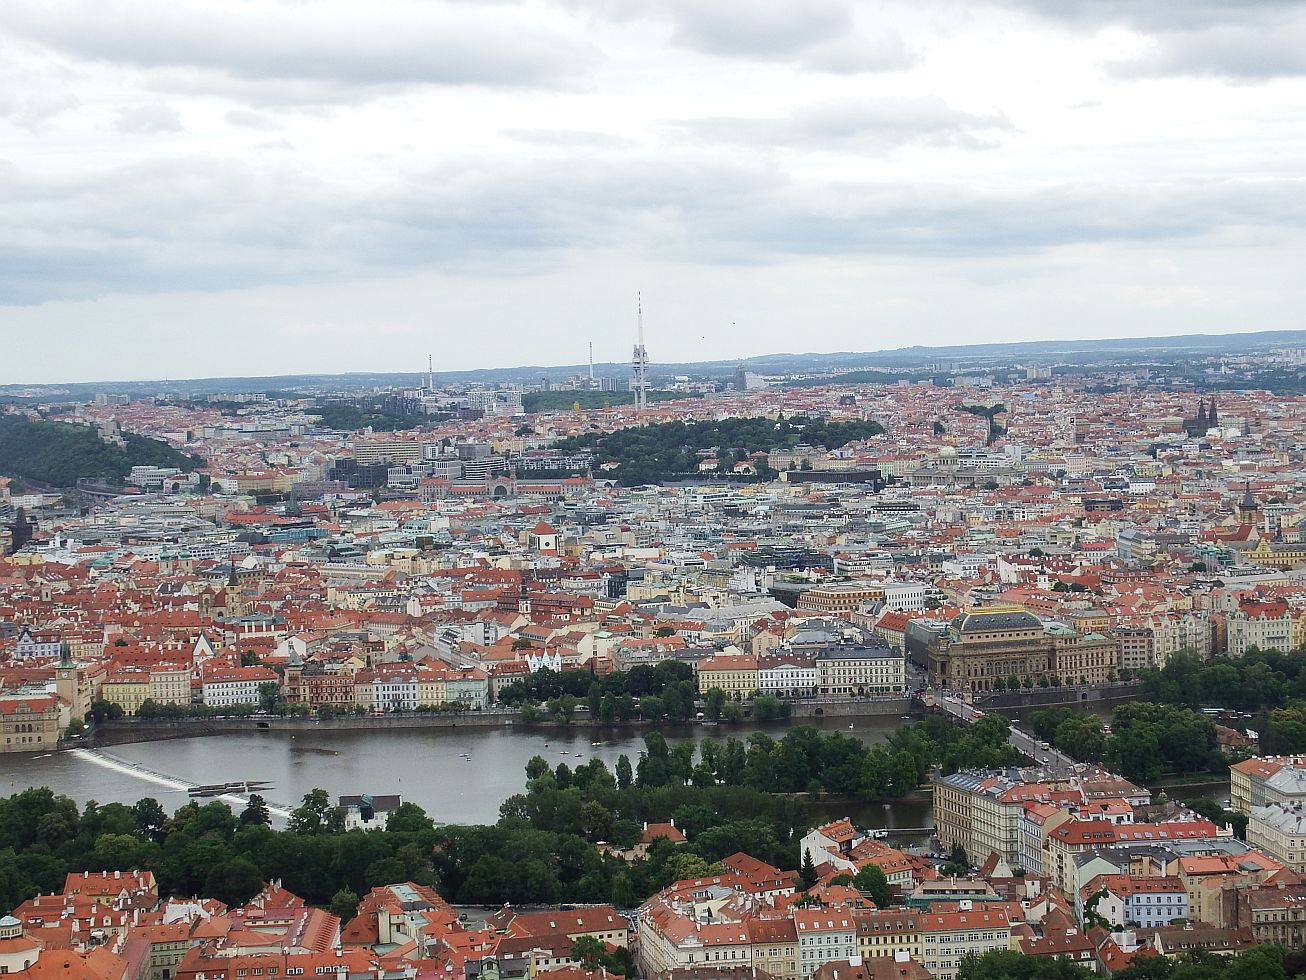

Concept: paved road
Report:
left=935, top=693, right=1077, bottom=768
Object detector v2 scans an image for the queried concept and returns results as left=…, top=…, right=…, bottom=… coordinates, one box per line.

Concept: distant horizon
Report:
left=3, top=324, right=1301, bottom=390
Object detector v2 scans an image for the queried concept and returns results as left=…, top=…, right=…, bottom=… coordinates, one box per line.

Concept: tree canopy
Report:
left=555, top=415, right=884, bottom=485
left=0, top=414, right=201, bottom=487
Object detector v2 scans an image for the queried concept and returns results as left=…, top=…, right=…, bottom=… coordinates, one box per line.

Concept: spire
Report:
left=1196, top=397, right=1207, bottom=425
left=1207, top=395, right=1218, bottom=428
left=228, top=556, right=239, bottom=588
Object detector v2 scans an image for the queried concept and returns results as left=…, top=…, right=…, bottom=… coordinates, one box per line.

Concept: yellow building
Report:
left=417, top=669, right=448, bottom=708
left=101, top=670, right=152, bottom=716
left=1245, top=538, right=1306, bottom=569
left=697, top=653, right=759, bottom=699
left=748, top=919, right=799, bottom=980
left=149, top=667, right=192, bottom=706
left=856, top=909, right=923, bottom=962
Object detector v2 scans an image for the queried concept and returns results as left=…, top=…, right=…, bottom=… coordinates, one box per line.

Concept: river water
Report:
left=0, top=716, right=934, bottom=831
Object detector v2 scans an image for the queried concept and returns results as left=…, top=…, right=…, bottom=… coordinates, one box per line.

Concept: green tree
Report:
left=703, top=687, right=725, bottom=721
left=386, top=802, right=433, bottom=834
left=957, top=949, right=1095, bottom=979
left=853, top=863, right=891, bottom=907
left=131, top=798, right=168, bottom=842
left=615, top=754, right=634, bottom=790
left=256, top=682, right=282, bottom=713
left=204, top=857, right=264, bottom=907
left=288, top=788, right=336, bottom=835
left=941, top=845, right=970, bottom=877
left=240, top=795, right=272, bottom=826
left=329, top=887, right=360, bottom=921
left=800, top=848, right=818, bottom=889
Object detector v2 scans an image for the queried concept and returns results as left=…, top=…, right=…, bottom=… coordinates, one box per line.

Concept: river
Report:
left=0, top=716, right=934, bottom=831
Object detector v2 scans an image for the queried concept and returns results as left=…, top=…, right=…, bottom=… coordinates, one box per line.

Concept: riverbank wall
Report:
left=971, top=681, right=1141, bottom=712
left=92, top=712, right=515, bottom=746
left=790, top=698, right=913, bottom=719
left=91, top=697, right=917, bottom=747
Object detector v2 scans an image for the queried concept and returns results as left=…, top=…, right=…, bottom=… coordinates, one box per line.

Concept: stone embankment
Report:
left=91, top=697, right=919, bottom=746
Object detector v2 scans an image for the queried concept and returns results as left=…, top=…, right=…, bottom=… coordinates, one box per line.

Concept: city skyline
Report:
left=3, top=0, right=1306, bottom=383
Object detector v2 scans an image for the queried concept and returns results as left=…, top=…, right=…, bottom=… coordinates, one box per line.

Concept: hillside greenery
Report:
left=0, top=415, right=200, bottom=488
left=556, top=415, right=884, bottom=485
left=522, top=390, right=696, bottom=413
left=959, top=945, right=1305, bottom=980
left=312, top=403, right=427, bottom=432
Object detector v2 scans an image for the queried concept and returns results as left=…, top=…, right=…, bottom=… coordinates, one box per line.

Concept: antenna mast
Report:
left=631, top=293, right=649, bottom=415
left=589, top=342, right=595, bottom=383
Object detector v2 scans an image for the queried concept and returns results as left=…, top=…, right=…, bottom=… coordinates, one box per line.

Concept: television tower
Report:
left=588, top=341, right=595, bottom=384
left=631, top=293, right=649, bottom=414
left=427, top=354, right=434, bottom=392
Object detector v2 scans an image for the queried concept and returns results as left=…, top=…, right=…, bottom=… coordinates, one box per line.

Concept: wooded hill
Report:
left=0, top=415, right=201, bottom=488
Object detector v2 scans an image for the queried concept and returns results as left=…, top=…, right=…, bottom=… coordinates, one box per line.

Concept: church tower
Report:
left=55, top=641, right=84, bottom=719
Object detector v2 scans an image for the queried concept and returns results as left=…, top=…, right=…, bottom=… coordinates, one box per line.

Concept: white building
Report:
left=815, top=645, right=905, bottom=697
left=201, top=665, right=278, bottom=707
left=757, top=655, right=818, bottom=698
left=339, top=794, right=402, bottom=832
left=1248, top=803, right=1306, bottom=873
left=882, top=582, right=930, bottom=612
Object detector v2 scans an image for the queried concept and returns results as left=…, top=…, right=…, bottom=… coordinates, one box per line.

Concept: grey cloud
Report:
left=994, top=0, right=1306, bottom=78
left=996, top=0, right=1305, bottom=32
left=798, top=31, right=917, bottom=74
left=3, top=139, right=1306, bottom=307
left=665, top=0, right=853, bottom=57
left=0, top=0, right=595, bottom=93
left=1107, top=23, right=1306, bottom=79
left=559, top=0, right=911, bottom=71
left=114, top=102, right=183, bottom=134
left=225, top=109, right=281, bottom=131
left=675, top=97, right=1013, bottom=152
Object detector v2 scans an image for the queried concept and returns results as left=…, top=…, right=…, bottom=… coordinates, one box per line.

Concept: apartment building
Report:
left=795, top=909, right=857, bottom=977
left=757, top=653, right=818, bottom=698
left=200, top=664, right=279, bottom=707
left=815, top=645, right=905, bottom=696
left=1230, top=756, right=1306, bottom=813
left=698, top=653, right=760, bottom=699
left=917, top=906, right=1014, bottom=980
left=1226, top=599, right=1293, bottom=656
left=1223, top=882, right=1306, bottom=947
left=1044, top=820, right=1223, bottom=896
left=1247, top=803, right=1306, bottom=873
left=854, top=909, right=923, bottom=963
left=797, top=584, right=884, bottom=615
left=1083, top=874, right=1188, bottom=929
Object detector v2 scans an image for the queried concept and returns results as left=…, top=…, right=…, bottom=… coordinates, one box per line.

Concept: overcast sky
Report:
left=3, top=0, right=1306, bottom=384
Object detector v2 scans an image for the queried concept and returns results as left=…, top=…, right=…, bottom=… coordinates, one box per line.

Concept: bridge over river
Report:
left=932, top=692, right=1079, bottom=770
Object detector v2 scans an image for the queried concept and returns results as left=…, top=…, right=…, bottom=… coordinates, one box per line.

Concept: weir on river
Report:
left=67, top=747, right=296, bottom=823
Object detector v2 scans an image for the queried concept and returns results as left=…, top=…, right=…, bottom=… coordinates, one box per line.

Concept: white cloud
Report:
left=114, top=102, right=183, bottom=133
